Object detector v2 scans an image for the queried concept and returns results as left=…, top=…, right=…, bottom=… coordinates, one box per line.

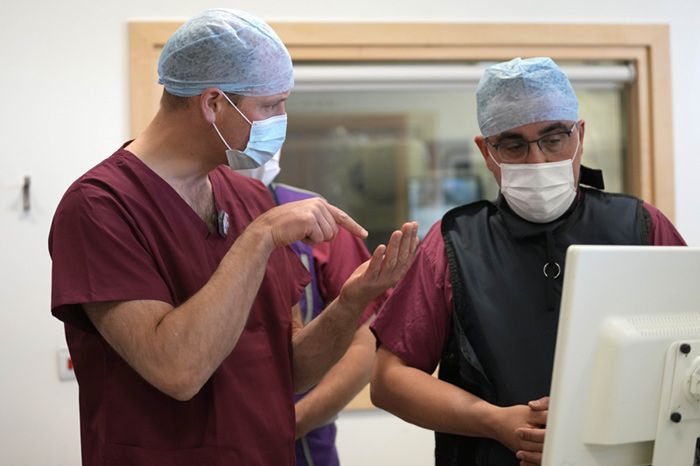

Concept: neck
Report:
left=125, top=108, right=223, bottom=232
left=126, top=109, right=224, bottom=186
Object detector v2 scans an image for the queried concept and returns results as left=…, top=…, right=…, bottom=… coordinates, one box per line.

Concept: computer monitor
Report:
left=543, top=246, right=700, bottom=466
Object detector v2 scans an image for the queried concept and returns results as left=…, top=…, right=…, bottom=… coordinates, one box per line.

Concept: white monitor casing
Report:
left=543, top=246, right=700, bottom=466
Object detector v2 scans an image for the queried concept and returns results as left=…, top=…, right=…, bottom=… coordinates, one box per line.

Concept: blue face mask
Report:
left=212, top=92, right=287, bottom=170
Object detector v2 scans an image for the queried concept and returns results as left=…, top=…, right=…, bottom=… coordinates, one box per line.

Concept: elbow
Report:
left=153, top=368, right=206, bottom=402
left=370, top=368, right=391, bottom=410
left=164, top=384, right=200, bottom=402
left=369, top=383, right=383, bottom=409
left=370, top=346, right=403, bottom=412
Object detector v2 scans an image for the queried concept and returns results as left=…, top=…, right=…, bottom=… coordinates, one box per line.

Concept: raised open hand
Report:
left=339, top=221, right=419, bottom=309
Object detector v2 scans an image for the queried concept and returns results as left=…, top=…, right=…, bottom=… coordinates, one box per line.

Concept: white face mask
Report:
left=212, top=93, right=287, bottom=170
left=490, top=136, right=580, bottom=223
left=236, top=149, right=281, bottom=186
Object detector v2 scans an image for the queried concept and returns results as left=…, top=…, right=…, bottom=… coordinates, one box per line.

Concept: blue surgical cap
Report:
left=476, top=57, right=578, bottom=137
left=158, top=9, right=294, bottom=97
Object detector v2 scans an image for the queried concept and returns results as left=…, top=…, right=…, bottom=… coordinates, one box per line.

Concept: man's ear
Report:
left=577, top=119, right=586, bottom=149
left=475, top=134, right=502, bottom=187
left=199, top=88, right=223, bottom=124
left=475, top=135, right=497, bottom=170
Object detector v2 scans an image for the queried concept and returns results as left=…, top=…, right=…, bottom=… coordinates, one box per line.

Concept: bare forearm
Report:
left=86, top=198, right=372, bottom=401
left=295, top=324, right=374, bottom=437
left=371, top=350, right=501, bottom=439
left=88, top=226, right=275, bottom=400
left=153, top=227, right=273, bottom=394
left=164, top=197, right=369, bottom=390
left=292, top=295, right=370, bottom=392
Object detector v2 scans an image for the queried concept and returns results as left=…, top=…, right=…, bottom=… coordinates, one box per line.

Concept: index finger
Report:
left=327, top=204, right=368, bottom=239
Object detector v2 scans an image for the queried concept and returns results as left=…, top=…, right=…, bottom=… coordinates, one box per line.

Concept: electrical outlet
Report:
left=57, top=348, right=75, bottom=382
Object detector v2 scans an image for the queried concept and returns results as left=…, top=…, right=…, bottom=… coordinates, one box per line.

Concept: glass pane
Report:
left=279, top=68, right=627, bottom=249
left=576, top=88, right=627, bottom=194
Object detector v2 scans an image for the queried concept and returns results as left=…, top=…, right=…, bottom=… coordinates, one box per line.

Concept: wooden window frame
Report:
left=129, top=21, right=675, bottom=410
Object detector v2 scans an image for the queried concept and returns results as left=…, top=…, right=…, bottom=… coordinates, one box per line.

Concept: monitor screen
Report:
left=543, top=246, right=700, bottom=466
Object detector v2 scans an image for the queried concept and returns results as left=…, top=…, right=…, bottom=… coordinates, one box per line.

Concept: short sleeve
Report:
left=49, top=185, right=172, bottom=331
left=643, top=202, right=687, bottom=246
left=370, top=222, right=453, bottom=374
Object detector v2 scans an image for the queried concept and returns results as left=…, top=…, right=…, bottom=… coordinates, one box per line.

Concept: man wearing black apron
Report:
left=370, top=57, right=686, bottom=466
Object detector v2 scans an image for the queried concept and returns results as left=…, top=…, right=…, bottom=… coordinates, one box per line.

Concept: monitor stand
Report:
left=652, top=340, right=700, bottom=466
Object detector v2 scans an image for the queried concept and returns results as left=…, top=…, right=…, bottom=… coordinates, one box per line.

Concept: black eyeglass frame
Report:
left=486, top=122, right=579, bottom=163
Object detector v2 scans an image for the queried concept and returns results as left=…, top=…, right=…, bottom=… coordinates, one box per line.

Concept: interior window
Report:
left=279, top=62, right=630, bottom=248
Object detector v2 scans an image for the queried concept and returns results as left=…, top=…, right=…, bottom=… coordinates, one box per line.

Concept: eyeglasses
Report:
left=486, top=122, right=578, bottom=164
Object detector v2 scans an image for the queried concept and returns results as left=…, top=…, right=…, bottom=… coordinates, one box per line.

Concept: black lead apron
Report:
left=437, top=183, right=650, bottom=466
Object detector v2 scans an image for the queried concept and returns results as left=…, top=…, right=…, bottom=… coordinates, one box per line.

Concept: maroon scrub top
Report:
left=371, top=201, right=687, bottom=375
left=49, top=149, right=309, bottom=466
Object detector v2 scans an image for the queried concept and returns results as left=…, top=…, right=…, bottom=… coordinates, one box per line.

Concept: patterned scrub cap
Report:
left=158, top=8, right=294, bottom=97
left=476, top=57, right=578, bottom=137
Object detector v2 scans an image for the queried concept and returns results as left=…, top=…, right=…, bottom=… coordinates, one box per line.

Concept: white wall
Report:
left=0, top=1, right=697, bottom=464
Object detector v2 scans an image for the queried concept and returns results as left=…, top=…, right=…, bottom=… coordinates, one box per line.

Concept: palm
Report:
left=340, top=222, right=419, bottom=308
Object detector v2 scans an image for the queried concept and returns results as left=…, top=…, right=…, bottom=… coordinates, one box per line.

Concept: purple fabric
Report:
left=295, top=424, right=339, bottom=466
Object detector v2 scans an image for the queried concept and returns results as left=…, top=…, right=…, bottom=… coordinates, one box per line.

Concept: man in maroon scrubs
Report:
left=49, top=9, right=418, bottom=466
left=370, top=57, right=686, bottom=466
